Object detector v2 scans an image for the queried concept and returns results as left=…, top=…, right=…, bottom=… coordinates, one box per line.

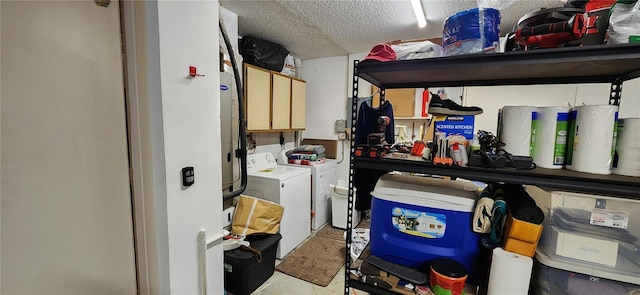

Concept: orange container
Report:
left=429, top=258, right=467, bottom=295
left=411, top=141, right=426, bottom=156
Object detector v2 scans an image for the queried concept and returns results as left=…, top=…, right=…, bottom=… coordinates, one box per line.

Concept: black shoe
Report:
left=428, top=93, right=483, bottom=116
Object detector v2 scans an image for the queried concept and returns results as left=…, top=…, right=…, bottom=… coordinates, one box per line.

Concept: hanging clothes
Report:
left=355, top=99, right=395, bottom=145
left=354, top=100, right=395, bottom=211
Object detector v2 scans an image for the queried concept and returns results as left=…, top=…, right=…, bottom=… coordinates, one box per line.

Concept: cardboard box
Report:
left=372, top=86, right=415, bottom=117
left=301, top=138, right=338, bottom=159
left=551, top=226, right=618, bottom=266
left=231, top=195, right=284, bottom=236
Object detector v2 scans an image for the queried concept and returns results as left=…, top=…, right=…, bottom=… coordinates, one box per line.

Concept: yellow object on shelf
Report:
left=503, top=214, right=543, bottom=258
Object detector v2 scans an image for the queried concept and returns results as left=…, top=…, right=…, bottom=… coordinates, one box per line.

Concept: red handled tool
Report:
left=514, top=14, right=586, bottom=49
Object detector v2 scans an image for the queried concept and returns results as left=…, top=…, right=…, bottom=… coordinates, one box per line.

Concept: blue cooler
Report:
left=370, top=174, right=481, bottom=281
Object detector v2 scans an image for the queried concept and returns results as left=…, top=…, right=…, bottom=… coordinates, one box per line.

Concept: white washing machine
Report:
left=245, top=152, right=311, bottom=259
left=280, top=150, right=337, bottom=230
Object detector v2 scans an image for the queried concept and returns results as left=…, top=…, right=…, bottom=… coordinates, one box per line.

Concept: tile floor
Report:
left=251, top=224, right=368, bottom=295
left=252, top=266, right=353, bottom=295
left=243, top=223, right=480, bottom=295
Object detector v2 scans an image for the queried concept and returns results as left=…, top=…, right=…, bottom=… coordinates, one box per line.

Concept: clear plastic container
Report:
left=532, top=249, right=640, bottom=295
left=534, top=190, right=640, bottom=284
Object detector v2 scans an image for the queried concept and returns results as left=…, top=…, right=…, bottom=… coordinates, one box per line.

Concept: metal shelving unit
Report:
left=354, top=157, right=640, bottom=198
left=343, top=43, right=640, bottom=295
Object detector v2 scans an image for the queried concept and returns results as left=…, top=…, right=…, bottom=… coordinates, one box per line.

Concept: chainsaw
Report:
left=506, top=0, right=616, bottom=51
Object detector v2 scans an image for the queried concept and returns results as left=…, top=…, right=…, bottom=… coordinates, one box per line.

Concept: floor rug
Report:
left=315, top=219, right=371, bottom=241
left=275, top=235, right=345, bottom=287
left=315, top=224, right=345, bottom=241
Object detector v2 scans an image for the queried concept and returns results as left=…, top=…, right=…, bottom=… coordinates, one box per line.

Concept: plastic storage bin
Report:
left=224, top=233, right=282, bottom=295
left=330, top=179, right=360, bottom=229
left=536, top=190, right=640, bottom=284
left=532, top=249, right=640, bottom=295
left=369, top=174, right=481, bottom=280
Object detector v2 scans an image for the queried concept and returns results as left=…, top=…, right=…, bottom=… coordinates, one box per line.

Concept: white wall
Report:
left=3, top=2, right=136, bottom=294
left=575, top=80, right=640, bottom=118
left=465, top=80, right=640, bottom=135
left=132, top=1, right=224, bottom=294
left=302, top=56, right=349, bottom=139
left=252, top=132, right=296, bottom=163
left=302, top=56, right=351, bottom=180
left=464, top=84, right=577, bottom=135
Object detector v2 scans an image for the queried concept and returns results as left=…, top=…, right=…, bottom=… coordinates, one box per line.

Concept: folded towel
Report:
left=288, top=158, right=326, bottom=166
left=489, top=199, right=507, bottom=245
left=293, top=145, right=325, bottom=155
left=288, top=153, right=320, bottom=161
left=473, top=197, right=494, bottom=234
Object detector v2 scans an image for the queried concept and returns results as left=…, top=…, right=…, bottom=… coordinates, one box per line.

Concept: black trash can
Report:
left=224, top=233, right=282, bottom=295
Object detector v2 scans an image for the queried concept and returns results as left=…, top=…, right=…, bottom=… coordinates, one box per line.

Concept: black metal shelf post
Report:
left=344, top=44, right=640, bottom=295
left=610, top=78, right=623, bottom=106
left=344, top=60, right=358, bottom=295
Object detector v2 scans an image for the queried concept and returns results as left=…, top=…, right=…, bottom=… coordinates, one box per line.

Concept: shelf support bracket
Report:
left=379, top=88, right=386, bottom=117
left=610, top=78, right=623, bottom=106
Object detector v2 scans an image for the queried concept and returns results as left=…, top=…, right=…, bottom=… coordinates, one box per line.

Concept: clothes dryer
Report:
left=280, top=150, right=337, bottom=230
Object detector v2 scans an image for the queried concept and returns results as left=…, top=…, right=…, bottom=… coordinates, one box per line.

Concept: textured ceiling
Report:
left=220, top=0, right=563, bottom=60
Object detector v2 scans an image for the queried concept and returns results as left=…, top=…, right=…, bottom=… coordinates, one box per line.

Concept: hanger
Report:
left=364, top=90, right=385, bottom=107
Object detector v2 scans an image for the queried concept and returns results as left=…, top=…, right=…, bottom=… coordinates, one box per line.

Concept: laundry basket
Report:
left=331, top=179, right=360, bottom=229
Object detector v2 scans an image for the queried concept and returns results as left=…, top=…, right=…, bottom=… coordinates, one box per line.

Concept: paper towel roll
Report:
left=487, top=247, right=533, bottom=295
left=566, top=105, right=618, bottom=175
left=500, top=106, right=537, bottom=156
left=613, top=118, right=640, bottom=177
left=617, top=118, right=640, bottom=149
left=533, top=106, right=571, bottom=169
left=614, top=147, right=640, bottom=177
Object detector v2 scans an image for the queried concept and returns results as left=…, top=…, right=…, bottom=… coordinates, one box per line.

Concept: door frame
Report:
left=121, top=1, right=160, bottom=294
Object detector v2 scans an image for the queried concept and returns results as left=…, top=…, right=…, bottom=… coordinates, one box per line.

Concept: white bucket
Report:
left=330, top=179, right=360, bottom=229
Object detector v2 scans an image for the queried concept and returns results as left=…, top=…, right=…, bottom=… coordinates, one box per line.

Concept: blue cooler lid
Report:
left=372, top=174, right=478, bottom=212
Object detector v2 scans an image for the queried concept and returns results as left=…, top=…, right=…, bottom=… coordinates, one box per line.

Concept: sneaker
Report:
left=428, top=93, right=483, bottom=116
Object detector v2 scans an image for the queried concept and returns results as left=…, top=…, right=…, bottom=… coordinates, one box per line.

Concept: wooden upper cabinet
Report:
left=244, top=63, right=306, bottom=132
left=245, top=64, right=271, bottom=131
left=291, top=78, right=306, bottom=130
left=271, top=73, right=292, bottom=130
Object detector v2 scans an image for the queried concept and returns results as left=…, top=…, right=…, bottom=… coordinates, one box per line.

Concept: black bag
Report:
left=240, top=36, right=289, bottom=72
